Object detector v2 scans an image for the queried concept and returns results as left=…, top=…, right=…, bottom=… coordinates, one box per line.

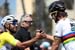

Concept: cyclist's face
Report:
left=10, top=19, right=18, bottom=33
left=9, top=23, right=18, bottom=33
left=49, top=11, right=59, bottom=23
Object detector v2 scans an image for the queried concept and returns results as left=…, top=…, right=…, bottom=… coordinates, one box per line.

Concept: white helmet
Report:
left=1, top=15, right=15, bottom=26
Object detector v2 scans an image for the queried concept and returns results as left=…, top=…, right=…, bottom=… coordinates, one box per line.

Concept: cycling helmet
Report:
left=49, top=1, right=66, bottom=13
left=1, top=15, right=15, bottom=26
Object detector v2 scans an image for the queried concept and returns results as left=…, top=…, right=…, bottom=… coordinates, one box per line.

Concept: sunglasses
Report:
left=24, top=21, right=33, bottom=23
left=11, top=19, right=18, bottom=26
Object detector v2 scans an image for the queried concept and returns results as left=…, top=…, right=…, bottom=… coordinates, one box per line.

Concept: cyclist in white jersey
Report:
left=48, top=1, right=75, bottom=50
left=51, top=11, right=75, bottom=50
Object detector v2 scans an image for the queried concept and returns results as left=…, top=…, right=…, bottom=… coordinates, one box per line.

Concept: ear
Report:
left=4, top=22, right=10, bottom=28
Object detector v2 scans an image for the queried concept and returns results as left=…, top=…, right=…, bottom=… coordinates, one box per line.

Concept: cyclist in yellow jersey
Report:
left=0, top=15, right=45, bottom=49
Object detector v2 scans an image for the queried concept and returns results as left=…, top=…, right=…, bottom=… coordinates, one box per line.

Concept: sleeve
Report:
left=54, top=22, right=63, bottom=37
left=5, top=32, right=19, bottom=46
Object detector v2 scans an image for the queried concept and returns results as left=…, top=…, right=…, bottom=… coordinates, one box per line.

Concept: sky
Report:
left=0, top=0, right=16, bottom=15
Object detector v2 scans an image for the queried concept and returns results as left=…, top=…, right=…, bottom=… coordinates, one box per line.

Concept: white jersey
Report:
left=54, top=18, right=75, bottom=50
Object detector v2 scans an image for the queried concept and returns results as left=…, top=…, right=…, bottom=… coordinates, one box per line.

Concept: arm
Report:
left=16, top=32, right=43, bottom=48
left=51, top=36, right=61, bottom=50
left=16, top=37, right=39, bottom=48
left=45, top=34, right=54, bottom=41
left=6, top=32, right=43, bottom=48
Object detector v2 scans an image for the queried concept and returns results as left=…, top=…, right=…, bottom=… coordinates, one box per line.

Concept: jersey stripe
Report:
left=62, top=31, right=75, bottom=44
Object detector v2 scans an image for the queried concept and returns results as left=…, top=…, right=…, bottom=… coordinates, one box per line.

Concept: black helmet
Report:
left=49, top=1, right=66, bottom=13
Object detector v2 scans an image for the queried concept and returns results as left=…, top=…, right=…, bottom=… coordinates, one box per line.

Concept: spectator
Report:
left=12, top=14, right=41, bottom=50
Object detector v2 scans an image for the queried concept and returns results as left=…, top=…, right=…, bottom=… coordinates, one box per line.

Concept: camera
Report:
left=36, top=29, right=43, bottom=33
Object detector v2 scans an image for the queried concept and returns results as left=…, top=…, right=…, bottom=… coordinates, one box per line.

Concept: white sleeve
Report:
left=54, top=22, right=63, bottom=37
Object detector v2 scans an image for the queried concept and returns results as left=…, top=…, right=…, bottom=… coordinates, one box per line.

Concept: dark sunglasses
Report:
left=11, top=19, right=18, bottom=26
left=24, top=21, right=33, bottom=23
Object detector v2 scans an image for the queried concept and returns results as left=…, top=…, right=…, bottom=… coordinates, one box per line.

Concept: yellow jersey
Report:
left=0, top=32, right=18, bottom=48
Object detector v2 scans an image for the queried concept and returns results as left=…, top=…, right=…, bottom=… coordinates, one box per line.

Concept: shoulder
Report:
left=56, top=20, right=63, bottom=28
left=1, top=32, right=9, bottom=36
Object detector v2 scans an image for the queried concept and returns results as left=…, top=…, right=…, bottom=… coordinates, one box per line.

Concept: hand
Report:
left=36, top=29, right=43, bottom=33
left=35, top=31, right=46, bottom=39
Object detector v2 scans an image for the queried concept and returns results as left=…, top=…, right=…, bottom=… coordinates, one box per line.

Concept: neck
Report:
left=63, top=17, right=66, bottom=20
left=59, top=16, right=66, bottom=21
left=21, top=26, right=29, bottom=30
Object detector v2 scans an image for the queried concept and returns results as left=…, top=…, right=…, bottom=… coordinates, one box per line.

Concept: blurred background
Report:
left=0, top=0, right=75, bottom=44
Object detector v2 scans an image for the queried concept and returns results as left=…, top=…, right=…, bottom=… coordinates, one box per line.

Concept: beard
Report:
left=9, top=29, right=17, bottom=35
left=55, top=17, right=59, bottom=23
